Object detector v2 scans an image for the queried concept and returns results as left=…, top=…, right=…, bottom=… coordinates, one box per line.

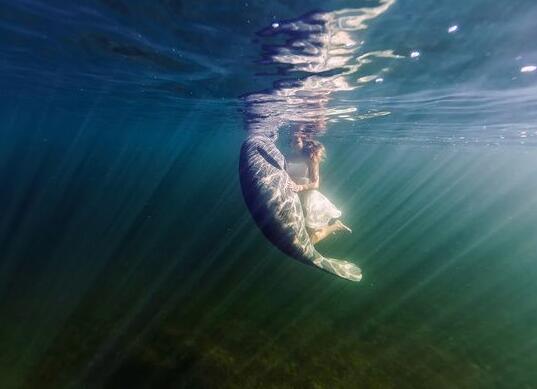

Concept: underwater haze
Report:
left=1, top=0, right=537, bottom=388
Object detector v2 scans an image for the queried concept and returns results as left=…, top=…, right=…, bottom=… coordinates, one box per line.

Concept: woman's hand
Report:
left=291, top=181, right=318, bottom=192
left=288, top=180, right=302, bottom=192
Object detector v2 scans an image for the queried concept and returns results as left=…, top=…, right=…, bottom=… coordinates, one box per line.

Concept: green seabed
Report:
left=19, top=279, right=493, bottom=389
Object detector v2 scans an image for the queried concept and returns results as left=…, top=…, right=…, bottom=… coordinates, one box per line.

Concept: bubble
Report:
left=520, top=65, right=536, bottom=73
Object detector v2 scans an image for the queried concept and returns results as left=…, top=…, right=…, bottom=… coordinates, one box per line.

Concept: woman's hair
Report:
left=302, top=139, right=326, bottom=162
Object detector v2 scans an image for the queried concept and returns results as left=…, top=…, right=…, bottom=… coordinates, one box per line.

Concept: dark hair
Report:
left=302, top=139, right=326, bottom=162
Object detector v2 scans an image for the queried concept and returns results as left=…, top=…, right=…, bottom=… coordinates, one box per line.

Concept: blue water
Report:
left=1, top=0, right=537, bottom=388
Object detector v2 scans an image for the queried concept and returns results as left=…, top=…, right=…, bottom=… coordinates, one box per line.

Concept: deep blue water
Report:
left=1, top=0, right=537, bottom=388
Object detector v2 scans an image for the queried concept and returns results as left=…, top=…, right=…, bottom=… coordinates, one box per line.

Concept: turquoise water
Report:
left=1, top=0, right=537, bottom=388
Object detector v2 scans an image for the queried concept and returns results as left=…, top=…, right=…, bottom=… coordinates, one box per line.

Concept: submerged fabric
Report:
left=302, top=189, right=342, bottom=229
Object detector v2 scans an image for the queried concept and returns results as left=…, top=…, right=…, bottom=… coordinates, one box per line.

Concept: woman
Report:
left=287, top=133, right=351, bottom=245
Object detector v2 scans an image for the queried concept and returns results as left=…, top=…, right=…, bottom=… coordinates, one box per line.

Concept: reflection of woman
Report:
left=287, top=133, right=352, bottom=244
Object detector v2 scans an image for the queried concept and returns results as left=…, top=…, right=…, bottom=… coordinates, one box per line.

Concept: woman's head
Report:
left=291, top=132, right=304, bottom=151
left=302, top=139, right=326, bottom=162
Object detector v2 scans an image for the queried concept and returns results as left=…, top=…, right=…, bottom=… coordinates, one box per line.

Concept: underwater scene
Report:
left=1, top=0, right=537, bottom=387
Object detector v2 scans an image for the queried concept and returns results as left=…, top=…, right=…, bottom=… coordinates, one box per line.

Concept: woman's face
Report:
left=291, top=134, right=304, bottom=151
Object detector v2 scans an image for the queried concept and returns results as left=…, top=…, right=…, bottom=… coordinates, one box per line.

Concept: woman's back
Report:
left=286, top=158, right=309, bottom=185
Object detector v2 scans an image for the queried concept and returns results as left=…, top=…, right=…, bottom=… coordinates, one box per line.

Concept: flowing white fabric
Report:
left=286, top=161, right=342, bottom=229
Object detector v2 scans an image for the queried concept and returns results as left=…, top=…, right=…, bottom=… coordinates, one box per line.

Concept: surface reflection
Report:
left=243, top=0, right=400, bottom=136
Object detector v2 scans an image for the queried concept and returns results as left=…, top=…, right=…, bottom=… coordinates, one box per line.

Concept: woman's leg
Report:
left=308, top=220, right=352, bottom=245
left=308, top=224, right=340, bottom=245
left=334, top=220, right=352, bottom=233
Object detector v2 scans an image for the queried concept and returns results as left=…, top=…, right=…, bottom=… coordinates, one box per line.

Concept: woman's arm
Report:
left=292, top=158, right=319, bottom=192
left=306, top=158, right=320, bottom=190
left=288, top=177, right=310, bottom=192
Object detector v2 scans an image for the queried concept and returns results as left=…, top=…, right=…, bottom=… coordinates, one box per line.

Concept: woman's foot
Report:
left=334, top=220, right=352, bottom=233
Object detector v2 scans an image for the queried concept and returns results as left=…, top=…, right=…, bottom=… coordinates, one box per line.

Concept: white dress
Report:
left=286, top=160, right=342, bottom=229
